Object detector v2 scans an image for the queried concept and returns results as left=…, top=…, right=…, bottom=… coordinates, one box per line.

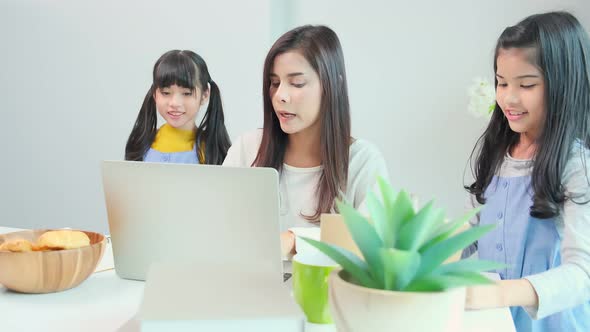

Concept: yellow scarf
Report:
left=151, top=124, right=206, bottom=162
left=151, top=123, right=195, bottom=152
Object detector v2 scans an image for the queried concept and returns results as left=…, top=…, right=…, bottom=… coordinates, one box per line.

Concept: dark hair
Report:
left=467, top=11, right=590, bottom=218
left=254, top=25, right=351, bottom=221
left=125, top=50, right=230, bottom=164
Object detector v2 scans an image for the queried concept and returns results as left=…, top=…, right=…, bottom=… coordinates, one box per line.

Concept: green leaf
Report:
left=405, top=271, right=493, bottom=292
left=488, top=103, right=496, bottom=114
left=366, top=191, right=390, bottom=246
left=403, top=276, right=447, bottom=292
left=392, top=190, right=416, bottom=230
left=417, top=224, right=495, bottom=277
left=299, top=237, right=379, bottom=289
left=380, top=248, right=421, bottom=291
left=376, top=178, right=414, bottom=247
left=396, top=201, right=444, bottom=251
left=377, top=176, right=397, bottom=218
left=420, top=206, right=482, bottom=253
left=336, top=201, right=386, bottom=287
left=432, top=259, right=507, bottom=276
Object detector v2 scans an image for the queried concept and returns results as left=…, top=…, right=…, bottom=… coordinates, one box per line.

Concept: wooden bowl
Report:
left=0, top=229, right=106, bottom=293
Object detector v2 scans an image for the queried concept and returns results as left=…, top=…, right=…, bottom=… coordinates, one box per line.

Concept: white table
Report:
left=0, top=227, right=515, bottom=332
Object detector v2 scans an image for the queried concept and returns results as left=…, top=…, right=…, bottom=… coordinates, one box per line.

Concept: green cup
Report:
left=292, top=253, right=338, bottom=324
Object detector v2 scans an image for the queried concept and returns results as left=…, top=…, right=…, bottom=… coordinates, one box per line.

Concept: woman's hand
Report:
left=280, top=231, right=296, bottom=257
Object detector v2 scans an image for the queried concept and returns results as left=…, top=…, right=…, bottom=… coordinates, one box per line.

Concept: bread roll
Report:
left=0, top=239, right=33, bottom=252
left=37, top=230, right=90, bottom=250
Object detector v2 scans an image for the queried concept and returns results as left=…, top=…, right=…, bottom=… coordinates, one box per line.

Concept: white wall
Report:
left=1, top=0, right=589, bottom=233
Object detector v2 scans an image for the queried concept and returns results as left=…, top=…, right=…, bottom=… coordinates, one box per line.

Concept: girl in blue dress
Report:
left=463, top=11, right=590, bottom=331
left=125, top=50, right=230, bottom=164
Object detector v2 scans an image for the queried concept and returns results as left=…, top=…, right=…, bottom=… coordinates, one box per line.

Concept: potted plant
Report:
left=301, top=178, right=503, bottom=332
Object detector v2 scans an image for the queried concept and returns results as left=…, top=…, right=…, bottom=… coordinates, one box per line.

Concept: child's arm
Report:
left=466, top=278, right=538, bottom=309
left=520, top=150, right=590, bottom=319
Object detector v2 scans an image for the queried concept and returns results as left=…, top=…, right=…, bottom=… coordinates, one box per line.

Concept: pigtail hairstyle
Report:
left=125, top=50, right=230, bottom=164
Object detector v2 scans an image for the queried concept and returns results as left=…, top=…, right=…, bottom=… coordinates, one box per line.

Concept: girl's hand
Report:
left=280, top=231, right=296, bottom=257
left=465, top=279, right=539, bottom=310
left=465, top=283, right=504, bottom=310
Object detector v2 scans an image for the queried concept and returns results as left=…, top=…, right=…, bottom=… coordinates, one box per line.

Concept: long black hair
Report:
left=254, top=25, right=351, bottom=221
left=125, top=50, right=230, bottom=164
left=467, top=11, right=590, bottom=218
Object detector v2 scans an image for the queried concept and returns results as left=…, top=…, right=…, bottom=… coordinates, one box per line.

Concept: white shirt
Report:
left=222, top=129, right=390, bottom=232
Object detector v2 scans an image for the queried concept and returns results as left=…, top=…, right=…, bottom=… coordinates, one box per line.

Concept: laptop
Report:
left=100, top=161, right=283, bottom=281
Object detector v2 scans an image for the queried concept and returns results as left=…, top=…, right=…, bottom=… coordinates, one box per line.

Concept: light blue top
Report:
left=143, top=145, right=200, bottom=164
left=463, top=142, right=590, bottom=331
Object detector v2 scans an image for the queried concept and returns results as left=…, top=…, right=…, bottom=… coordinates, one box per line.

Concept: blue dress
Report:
left=476, top=158, right=590, bottom=331
left=143, top=145, right=200, bottom=164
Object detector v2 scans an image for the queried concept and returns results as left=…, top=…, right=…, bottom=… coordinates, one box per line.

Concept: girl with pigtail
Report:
left=126, top=50, right=230, bottom=164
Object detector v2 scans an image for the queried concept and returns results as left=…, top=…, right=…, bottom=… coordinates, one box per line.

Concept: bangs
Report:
left=154, top=52, right=199, bottom=90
